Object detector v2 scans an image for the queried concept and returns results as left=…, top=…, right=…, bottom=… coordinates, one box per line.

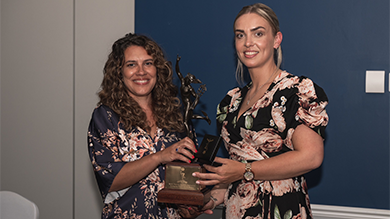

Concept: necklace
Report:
left=246, top=67, right=279, bottom=105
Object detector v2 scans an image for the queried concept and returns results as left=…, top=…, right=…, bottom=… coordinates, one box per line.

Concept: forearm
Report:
left=251, top=148, right=323, bottom=181
left=195, top=125, right=324, bottom=186
left=109, top=152, right=161, bottom=192
left=109, top=136, right=197, bottom=192
left=210, top=183, right=228, bottom=206
left=252, top=124, right=324, bottom=181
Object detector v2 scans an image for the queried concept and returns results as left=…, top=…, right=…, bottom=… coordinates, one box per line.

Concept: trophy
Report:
left=157, top=56, right=222, bottom=206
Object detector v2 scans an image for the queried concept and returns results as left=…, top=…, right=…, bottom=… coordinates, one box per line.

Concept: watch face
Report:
left=244, top=171, right=254, bottom=181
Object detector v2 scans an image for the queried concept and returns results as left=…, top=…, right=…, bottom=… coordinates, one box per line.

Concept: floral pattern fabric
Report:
left=88, top=105, right=182, bottom=219
left=217, top=71, right=329, bottom=219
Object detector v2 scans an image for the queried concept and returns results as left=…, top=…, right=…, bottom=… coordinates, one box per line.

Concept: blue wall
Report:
left=135, top=0, right=389, bottom=210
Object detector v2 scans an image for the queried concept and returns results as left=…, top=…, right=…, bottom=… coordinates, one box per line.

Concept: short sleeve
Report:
left=87, top=105, right=126, bottom=199
left=294, top=77, right=329, bottom=138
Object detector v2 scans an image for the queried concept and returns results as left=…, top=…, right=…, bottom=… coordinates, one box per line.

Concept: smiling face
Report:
left=234, top=13, right=282, bottom=71
left=122, top=45, right=157, bottom=101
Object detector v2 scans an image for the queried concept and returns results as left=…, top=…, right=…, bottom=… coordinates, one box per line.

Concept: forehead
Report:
left=234, top=13, right=271, bottom=31
left=124, top=45, right=152, bottom=59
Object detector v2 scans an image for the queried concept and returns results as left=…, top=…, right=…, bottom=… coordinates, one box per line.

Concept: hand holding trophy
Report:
left=157, top=56, right=222, bottom=207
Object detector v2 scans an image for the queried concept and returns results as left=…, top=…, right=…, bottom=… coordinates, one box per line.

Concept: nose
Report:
left=245, top=35, right=253, bottom=48
left=136, top=65, right=147, bottom=75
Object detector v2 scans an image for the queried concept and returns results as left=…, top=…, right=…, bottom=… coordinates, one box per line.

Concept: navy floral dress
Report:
left=88, top=105, right=182, bottom=219
left=216, top=71, right=329, bottom=219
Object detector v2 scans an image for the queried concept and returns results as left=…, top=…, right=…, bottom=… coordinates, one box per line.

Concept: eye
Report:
left=255, top=31, right=264, bottom=37
left=235, top=33, right=244, bottom=39
left=126, top=63, right=135, bottom=68
left=145, top=61, right=153, bottom=66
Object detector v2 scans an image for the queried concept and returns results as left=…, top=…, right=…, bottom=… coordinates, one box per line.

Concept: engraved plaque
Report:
left=164, top=163, right=204, bottom=191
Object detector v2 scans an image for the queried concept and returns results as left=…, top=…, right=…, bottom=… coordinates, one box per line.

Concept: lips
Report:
left=244, top=51, right=259, bottom=58
left=133, top=79, right=149, bottom=85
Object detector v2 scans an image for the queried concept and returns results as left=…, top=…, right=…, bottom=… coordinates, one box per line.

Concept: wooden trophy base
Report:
left=157, top=162, right=210, bottom=206
left=157, top=188, right=210, bottom=206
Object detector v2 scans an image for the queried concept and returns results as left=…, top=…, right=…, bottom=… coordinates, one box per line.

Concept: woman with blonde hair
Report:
left=194, top=3, right=329, bottom=219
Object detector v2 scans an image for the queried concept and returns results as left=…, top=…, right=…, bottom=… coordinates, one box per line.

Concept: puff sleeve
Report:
left=290, top=77, right=329, bottom=139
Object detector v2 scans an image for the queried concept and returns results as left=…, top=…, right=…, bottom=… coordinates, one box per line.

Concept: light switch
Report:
left=365, top=70, right=385, bottom=93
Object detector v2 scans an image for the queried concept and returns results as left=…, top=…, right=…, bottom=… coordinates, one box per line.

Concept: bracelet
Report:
left=210, top=195, right=218, bottom=210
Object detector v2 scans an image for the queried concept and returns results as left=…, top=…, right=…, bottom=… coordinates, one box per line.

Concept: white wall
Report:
left=0, top=0, right=2, bottom=190
left=0, top=1, right=134, bottom=218
left=74, top=1, right=134, bottom=218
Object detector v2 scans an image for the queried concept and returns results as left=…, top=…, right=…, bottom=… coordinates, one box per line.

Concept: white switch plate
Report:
left=365, top=70, right=385, bottom=93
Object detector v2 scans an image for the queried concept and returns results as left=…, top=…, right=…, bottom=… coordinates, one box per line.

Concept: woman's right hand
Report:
left=156, top=137, right=197, bottom=164
left=109, top=137, right=196, bottom=192
left=193, top=157, right=244, bottom=186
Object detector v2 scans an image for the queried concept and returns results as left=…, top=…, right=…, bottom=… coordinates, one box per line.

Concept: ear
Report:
left=273, top=32, right=283, bottom=49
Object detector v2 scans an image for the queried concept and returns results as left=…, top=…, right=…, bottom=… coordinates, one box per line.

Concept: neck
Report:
left=130, top=93, right=153, bottom=110
left=248, top=65, right=279, bottom=90
left=138, top=99, right=156, bottom=132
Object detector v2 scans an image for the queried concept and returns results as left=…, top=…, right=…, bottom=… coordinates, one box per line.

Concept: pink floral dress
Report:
left=216, top=71, right=329, bottom=219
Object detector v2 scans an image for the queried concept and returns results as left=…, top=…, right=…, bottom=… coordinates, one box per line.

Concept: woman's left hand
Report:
left=177, top=200, right=215, bottom=218
left=192, top=157, right=244, bottom=186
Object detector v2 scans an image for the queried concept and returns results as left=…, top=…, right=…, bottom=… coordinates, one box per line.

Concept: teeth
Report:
left=135, top=80, right=148, bottom=83
left=245, top=52, right=258, bottom=55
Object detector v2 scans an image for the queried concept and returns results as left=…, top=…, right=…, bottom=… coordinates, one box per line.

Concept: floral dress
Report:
left=88, top=105, right=182, bottom=219
left=216, top=71, right=329, bottom=219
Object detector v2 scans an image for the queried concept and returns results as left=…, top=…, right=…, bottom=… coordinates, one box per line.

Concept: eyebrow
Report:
left=235, top=26, right=265, bottom=33
left=124, top=58, right=153, bottom=63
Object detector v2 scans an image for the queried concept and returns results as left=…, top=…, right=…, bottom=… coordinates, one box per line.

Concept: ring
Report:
left=176, top=148, right=179, bottom=152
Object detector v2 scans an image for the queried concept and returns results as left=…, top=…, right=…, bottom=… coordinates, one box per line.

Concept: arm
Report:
left=207, top=183, right=228, bottom=208
left=175, top=55, right=184, bottom=81
left=88, top=106, right=197, bottom=193
left=109, top=137, right=197, bottom=192
left=177, top=183, right=228, bottom=218
left=251, top=124, right=323, bottom=180
left=194, top=124, right=323, bottom=185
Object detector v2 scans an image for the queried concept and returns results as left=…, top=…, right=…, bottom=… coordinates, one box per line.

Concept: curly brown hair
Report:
left=98, top=33, right=184, bottom=133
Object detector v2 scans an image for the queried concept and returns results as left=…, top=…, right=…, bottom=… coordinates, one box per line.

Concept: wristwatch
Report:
left=243, top=163, right=254, bottom=181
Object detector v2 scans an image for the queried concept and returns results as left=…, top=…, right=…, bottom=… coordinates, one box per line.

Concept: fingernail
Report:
left=188, top=207, right=192, bottom=210
left=192, top=155, right=195, bottom=159
left=189, top=160, right=191, bottom=163
left=192, top=173, right=196, bottom=177
left=195, top=149, right=198, bottom=153
left=196, top=180, right=200, bottom=184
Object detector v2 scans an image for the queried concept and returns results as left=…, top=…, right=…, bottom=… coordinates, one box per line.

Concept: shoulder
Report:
left=222, top=85, right=248, bottom=102
left=277, top=71, right=328, bottom=101
left=217, top=86, right=242, bottom=108
left=90, top=104, right=120, bottom=126
left=92, top=104, right=116, bottom=115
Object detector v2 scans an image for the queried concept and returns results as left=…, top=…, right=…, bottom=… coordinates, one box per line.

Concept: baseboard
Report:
left=311, top=204, right=390, bottom=219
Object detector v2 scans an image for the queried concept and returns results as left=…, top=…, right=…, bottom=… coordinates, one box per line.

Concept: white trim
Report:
left=312, top=204, right=390, bottom=219
left=104, top=188, right=129, bottom=204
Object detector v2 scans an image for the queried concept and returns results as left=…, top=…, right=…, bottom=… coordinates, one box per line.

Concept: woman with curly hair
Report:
left=88, top=33, right=197, bottom=219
